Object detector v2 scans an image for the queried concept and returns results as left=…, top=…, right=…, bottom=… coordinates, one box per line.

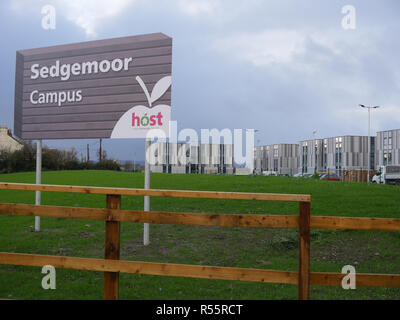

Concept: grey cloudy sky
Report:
left=1, top=0, right=399, bottom=161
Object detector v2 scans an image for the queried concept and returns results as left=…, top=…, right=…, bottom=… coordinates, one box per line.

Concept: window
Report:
left=314, top=143, right=318, bottom=172
left=323, top=139, right=328, bottom=169
left=335, top=137, right=342, bottom=169
left=302, top=145, right=308, bottom=173
left=273, top=159, right=278, bottom=172
left=273, top=145, right=278, bottom=157
left=387, top=165, right=400, bottom=174
left=370, top=138, right=375, bottom=170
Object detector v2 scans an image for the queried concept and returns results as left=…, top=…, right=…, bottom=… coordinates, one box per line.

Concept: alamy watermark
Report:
left=341, top=5, right=356, bottom=30
left=341, top=265, right=356, bottom=290
left=144, top=122, right=255, bottom=169
left=41, top=5, right=56, bottom=30
left=41, top=265, right=56, bottom=290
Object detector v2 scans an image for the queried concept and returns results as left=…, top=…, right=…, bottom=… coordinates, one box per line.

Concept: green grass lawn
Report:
left=0, top=170, right=399, bottom=300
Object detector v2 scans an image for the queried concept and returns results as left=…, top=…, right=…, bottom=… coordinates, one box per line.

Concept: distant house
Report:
left=150, top=142, right=234, bottom=174
left=0, top=126, right=23, bottom=152
left=254, top=144, right=299, bottom=175
left=299, top=135, right=374, bottom=176
left=376, top=129, right=400, bottom=166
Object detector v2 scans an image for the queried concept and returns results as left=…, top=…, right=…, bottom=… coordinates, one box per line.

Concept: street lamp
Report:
left=246, top=129, right=260, bottom=173
left=255, top=129, right=260, bottom=147
left=246, top=129, right=260, bottom=145
left=312, top=130, right=317, bottom=174
left=359, top=104, right=380, bottom=184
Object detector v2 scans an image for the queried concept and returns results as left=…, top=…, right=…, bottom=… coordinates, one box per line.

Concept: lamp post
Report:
left=255, top=129, right=260, bottom=145
left=247, top=129, right=260, bottom=173
left=312, top=130, right=317, bottom=174
left=359, top=104, right=380, bottom=184
left=246, top=129, right=260, bottom=145
left=255, top=129, right=260, bottom=173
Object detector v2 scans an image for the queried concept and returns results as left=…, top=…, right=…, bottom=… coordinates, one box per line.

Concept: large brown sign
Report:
left=14, top=33, right=172, bottom=140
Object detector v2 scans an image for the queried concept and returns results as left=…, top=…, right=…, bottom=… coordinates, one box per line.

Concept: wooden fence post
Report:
left=299, top=201, right=310, bottom=300
left=104, top=194, right=121, bottom=300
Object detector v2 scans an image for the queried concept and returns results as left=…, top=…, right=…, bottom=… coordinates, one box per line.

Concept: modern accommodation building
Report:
left=150, top=142, right=234, bottom=174
left=147, top=130, right=399, bottom=177
left=254, top=144, right=299, bottom=175
left=375, top=129, right=400, bottom=166
left=299, top=135, right=374, bottom=176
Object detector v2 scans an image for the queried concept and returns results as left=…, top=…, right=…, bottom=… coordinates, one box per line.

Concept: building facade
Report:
left=0, top=126, right=23, bottom=152
left=147, top=132, right=390, bottom=177
left=376, top=129, right=400, bottom=167
left=150, top=142, right=234, bottom=174
left=254, top=144, right=299, bottom=175
left=299, top=136, right=375, bottom=176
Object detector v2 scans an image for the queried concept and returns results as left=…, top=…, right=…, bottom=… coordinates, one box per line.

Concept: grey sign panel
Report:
left=14, top=33, right=172, bottom=140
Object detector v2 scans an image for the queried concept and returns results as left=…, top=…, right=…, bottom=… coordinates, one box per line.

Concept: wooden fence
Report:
left=0, top=182, right=399, bottom=300
left=342, top=170, right=376, bottom=183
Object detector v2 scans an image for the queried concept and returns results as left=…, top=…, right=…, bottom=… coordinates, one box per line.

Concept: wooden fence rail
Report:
left=0, top=182, right=310, bottom=202
left=0, top=183, right=399, bottom=300
left=1, top=252, right=399, bottom=287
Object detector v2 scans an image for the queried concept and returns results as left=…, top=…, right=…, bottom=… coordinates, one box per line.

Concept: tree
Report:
left=97, top=149, right=107, bottom=162
left=124, top=161, right=133, bottom=172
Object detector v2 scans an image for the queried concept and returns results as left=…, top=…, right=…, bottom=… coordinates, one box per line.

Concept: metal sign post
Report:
left=35, top=140, right=42, bottom=232
left=144, top=138, right=151, bottom=245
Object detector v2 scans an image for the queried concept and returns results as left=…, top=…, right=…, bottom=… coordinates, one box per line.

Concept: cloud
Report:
left=10, top=0, right=252, bottom=35
left=177, top=0, right=217, bottom=16
left=11, top=0, right=136, bottom=37
left=212, top=29, right=307, bottom=68
left=211, top=26, right=385, bottom=77
left=333, top=103, right=400, bottom=136
left=10, top=0, right=225, bottom=37
left=373, top=105, right=400, bottom=132
left=67, top=0, right=135, bottom=36
left=56, top=0, right=137, bottom=37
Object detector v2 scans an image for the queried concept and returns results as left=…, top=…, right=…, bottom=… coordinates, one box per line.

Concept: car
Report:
left=320, top=174, right=340, bottom=181
left=262, top=171, right=278, bottom=176
left=303, top=173, right=314, bottom=178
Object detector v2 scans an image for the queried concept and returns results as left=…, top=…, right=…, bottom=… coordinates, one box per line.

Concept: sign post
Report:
left=14, top=33, right=172, bottom=244
left=35, top=140, right=42, bottom=232
left=144, top=138, right=151, bottom=245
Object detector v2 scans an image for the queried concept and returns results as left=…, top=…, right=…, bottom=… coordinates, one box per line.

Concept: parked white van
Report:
left=372, top=165, right=400, bottom=185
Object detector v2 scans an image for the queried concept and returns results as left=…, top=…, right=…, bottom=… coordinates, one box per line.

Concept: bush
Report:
left=93, top=160, right=121, bottom=171
left=0, top=144, right=35, bottom=173
left=0, top=144, right=120, bottom=173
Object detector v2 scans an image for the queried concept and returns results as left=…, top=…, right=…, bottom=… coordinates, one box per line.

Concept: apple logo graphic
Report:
left=110, top=75, right=171, bottom=138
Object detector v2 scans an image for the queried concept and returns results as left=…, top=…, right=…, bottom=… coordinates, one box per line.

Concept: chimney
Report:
left=0, top=127, right=13, bottom=138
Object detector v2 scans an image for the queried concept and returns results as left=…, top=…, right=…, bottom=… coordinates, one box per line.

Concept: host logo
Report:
left=132, top=112, right=163, bottom=127
left=111, top=75, right=171, bottom=139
